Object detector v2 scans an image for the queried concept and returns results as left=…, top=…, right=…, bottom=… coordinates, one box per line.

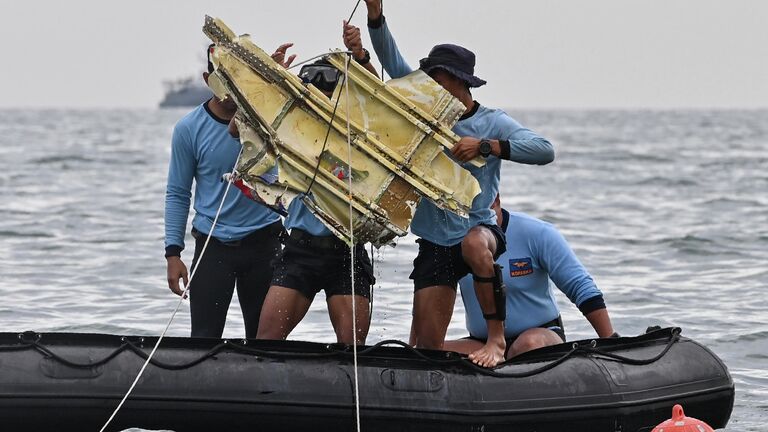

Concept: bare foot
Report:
left=468, top=339, right=505, bottom=368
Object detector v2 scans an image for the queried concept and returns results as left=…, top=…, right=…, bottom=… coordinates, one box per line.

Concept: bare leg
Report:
left=507, top=328, right=564, bottom=358
left=327, top=294, right=370, bottom=345
left=256, top=286, right=312, bottom=340
left=443, top=338, right=485, bottom=355
left=408, top=313, right=417, bottom=347
left=446, top=328, right=563, bottom=360
left=462, top=226, right=506, bottom=367
left=412, top=285, right=456, bottom=350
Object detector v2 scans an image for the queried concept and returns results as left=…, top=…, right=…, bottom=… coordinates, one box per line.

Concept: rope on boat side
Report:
left=303, top=71, right=348, bottom=195
left=292, top=2, right=365, bottom=429
left=342, top=5, right=364, bottom=429
left=97, top=146, right=244, bottom=432
left=8, top=328, right=682, bottom=378
left=342, top=52, right=363, bottom=432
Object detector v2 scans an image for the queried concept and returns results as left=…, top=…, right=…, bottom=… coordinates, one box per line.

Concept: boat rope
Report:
left=347, top=0, right=363, bottom=23
left=379, top=0, right=385, bottom=79
left=486, top=327, right=682, bottom=377
left=341, top=53, right=363, bottom=432
left=286, top=0, right=363, bottom=69
left=5, top=328, right=682, bottom=378
left=303, top=71, right=348, bottom=195
left=368, top=243, right=375, bottom=329
left=96, top=145, right=244, bottom=432
left=301, top=2, right=365, bottom=428
left=343, top=4, right=364, bottom=429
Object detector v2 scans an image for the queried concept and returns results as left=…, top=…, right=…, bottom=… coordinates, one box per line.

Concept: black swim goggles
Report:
left=298, top=63, right=341, bottom=93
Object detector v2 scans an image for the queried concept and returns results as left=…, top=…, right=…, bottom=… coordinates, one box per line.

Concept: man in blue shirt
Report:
left=165, top=45, right=283, bottom=338
left=445, top=196, right=617, bottom=359
left=256, top=24, right=377, bottom=345
left=364, top=0, right=554, bottom=367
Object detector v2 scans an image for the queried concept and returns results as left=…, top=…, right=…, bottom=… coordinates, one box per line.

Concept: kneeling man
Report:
left=445, top=196, right=617, bottom=359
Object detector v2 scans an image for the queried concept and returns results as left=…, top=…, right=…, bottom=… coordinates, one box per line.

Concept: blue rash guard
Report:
left=164, top=102, right=280, bottom=253
left=284, top=197, right=333, bottom=236
left=369, top=16, right=554, bottom=246
left=459, top=209, right=606, bottom=339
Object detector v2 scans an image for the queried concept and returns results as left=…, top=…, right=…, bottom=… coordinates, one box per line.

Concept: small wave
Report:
left=635, top=176, right=699, bottom=187
left=622, top=234, right=718, bottom=249
left=699, top=157, right=768, bottom=169
left=47, top=323, right=155, bottom=335
left=0, top=230, right=54, bottom=238
left=77, top=238, right=125, bottom=244
left=663, top=234, right=714, bottom=245
left=31, top=155, right=94, bottom=164
left=746, top=353, right=768, bottom=360
left=0, top=209, right=33, bottom=216
left=627, top=153, right=670, bottom=163
left=617, top=237, right=657, bottom=246
left=597, top=151, right=670, bottom=163
left=735, top=331, right=768, bottom=342
left=657, top=234, right=722, bottom=256
left=699, top=197, right=766, bottom=208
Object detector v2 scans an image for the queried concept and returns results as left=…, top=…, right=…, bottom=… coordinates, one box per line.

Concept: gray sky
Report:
left=1, top=0, right=767, bottom=109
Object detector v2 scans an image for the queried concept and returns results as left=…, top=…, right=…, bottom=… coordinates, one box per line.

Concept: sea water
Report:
left=0, top=108, right=765, bottom=431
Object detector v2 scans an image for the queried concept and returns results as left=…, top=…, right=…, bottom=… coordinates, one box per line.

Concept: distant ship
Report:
left=158, top=77, right=211, bottom=108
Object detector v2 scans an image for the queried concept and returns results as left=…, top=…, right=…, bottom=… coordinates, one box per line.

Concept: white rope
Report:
left=343, top=53, right=362, bottom=432
left=98, top=146, right=243, bottom=432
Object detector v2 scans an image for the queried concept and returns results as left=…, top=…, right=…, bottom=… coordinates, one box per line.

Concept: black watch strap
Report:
left=354, top=48, right=371, bottom=65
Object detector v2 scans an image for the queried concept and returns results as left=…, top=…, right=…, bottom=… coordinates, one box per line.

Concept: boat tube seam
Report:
left=0, top=385, right=734, bottom=416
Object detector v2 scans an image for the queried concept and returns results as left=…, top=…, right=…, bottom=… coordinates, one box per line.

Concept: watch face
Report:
left=480, top=140, right=492, bottom=156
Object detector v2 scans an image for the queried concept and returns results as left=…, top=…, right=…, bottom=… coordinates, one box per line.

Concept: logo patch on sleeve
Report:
left=508, top=258, right=533, bottom=277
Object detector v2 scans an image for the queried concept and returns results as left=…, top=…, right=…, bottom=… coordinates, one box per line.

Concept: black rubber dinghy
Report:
left=0, top=327, right=733, bottom=432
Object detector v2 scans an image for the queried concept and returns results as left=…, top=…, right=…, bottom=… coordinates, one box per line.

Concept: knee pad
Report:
left=472, top=264, right=506, bottom=321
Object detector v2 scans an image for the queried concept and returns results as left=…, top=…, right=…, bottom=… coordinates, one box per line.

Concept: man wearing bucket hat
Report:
left=364, top=0, right=555, bottom=367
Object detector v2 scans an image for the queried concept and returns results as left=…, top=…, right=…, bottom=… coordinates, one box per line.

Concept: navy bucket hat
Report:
left=419, top=44, right=486, bottom=88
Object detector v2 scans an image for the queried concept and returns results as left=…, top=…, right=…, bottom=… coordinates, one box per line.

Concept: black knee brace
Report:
left=472, top=264, right=506, bottom=321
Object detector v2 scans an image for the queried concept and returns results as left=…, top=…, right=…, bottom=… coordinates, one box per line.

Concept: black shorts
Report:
left=464, top=316, right=566, bottom=358
left=410, top=223, right=507, bottom=290
left=270, top=229, right=375, bottom=300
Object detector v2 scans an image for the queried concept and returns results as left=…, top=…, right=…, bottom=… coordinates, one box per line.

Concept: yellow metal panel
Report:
left=203, top=16, right=481, bottom=247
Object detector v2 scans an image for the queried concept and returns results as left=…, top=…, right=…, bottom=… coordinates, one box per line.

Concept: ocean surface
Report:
left=0, top=108, right=765, bottom=431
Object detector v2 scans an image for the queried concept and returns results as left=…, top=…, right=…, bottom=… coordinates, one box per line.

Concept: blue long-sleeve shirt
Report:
left=369, top=16, right=554, bottom=246
left=283, top=196, right=333, bottom=236
left=164, top=102, right=280, bottom=252
left=460, top=210, right=605, bottom=339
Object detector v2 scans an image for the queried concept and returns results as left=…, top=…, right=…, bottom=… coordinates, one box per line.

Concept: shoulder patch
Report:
left=508, top=257, right=533, bottom=277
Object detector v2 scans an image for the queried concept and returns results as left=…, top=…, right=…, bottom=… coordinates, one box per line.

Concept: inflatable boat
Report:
left=0, top=327, right=733, bottom=431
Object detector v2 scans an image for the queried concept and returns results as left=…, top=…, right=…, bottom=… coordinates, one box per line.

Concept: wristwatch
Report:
left=354, top=48, right=371, bottom=65
left=479, top=139, right=492, bottom=158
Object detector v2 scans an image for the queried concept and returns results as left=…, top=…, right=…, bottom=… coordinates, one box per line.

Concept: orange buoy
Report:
left=652, top=404, right=715, bottom=432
